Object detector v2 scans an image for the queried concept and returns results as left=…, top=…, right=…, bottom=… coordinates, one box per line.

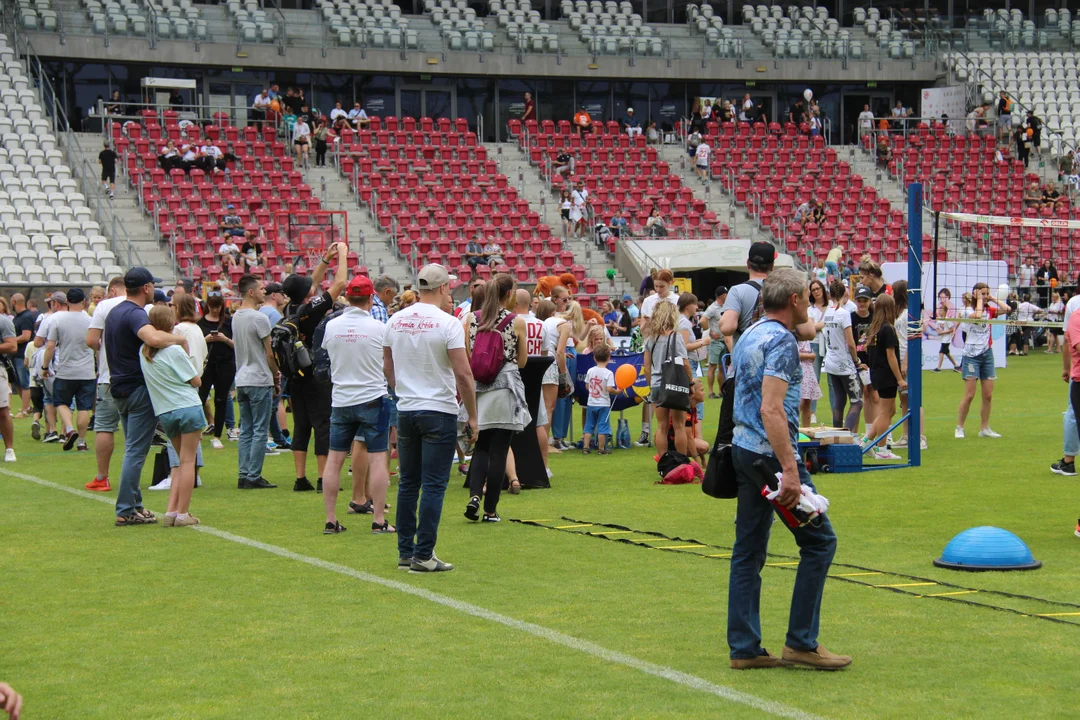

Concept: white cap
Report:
left=417, top=264, right=457, bottom=290
left=626, top=107, right=634, bottom=113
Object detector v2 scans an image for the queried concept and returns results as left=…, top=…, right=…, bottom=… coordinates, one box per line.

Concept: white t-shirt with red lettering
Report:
left=384, top=301, right=465, bottom=415
left=585, top=365, right=615, bottom=407
left=523, top=316, right=544, bottom=357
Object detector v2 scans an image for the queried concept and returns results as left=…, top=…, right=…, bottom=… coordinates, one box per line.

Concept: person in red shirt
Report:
left=522, top=92, right=535, bottom=123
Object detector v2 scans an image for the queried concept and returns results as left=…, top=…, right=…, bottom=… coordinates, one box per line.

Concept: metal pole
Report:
left=906, top=182, right=923, bottom=468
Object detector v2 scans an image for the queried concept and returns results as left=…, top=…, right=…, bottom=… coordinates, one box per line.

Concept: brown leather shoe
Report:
left=782, top=644, right=852, bottom=670
left=730, top=650, right=786, bottom=670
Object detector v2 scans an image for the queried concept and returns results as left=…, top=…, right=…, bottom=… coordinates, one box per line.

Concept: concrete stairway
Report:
left=295, top=160, right=416, bottom=284
left=490, top=140, right=637, bottom=300
left=64, top=131, right=174, bottom=280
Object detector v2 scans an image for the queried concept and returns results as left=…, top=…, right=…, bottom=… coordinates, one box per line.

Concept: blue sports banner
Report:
left=573, top=350, right=650, bottom=412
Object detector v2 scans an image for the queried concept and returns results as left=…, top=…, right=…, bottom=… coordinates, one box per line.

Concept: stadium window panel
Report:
left=613, top=81, right=649, bottom=123
left=455, top=77, right=494, bottom=140
left=357, top=75, right=396, bottom=118
left=576, top=81, right=611, bottom=123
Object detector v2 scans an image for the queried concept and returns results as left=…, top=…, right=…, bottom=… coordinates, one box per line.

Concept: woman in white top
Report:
left=1047, top=291, right=1066, bottom=353
left=807, top=279, right=829, bottom=420
left=292, top=117, right=311, bottom=165
left=822, top=278, right=864, bottom=432
left=537, top=298, right=571, bottom=454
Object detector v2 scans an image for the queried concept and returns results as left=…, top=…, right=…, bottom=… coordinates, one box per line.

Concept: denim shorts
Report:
left=331, top=396, right=390, bottom=453
left=961, top=348, right=996, bottom=381
left=583, top=405, right=612, bottom=436
left=15, top=362, right=29, bottom=390
left=95, top=383, right=120, bottom=432
left=52, top=377, right=96, bottom=411
left=158, top=405, right=208, bottom=437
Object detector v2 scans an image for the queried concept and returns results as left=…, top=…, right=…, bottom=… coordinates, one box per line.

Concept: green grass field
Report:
left=3, top=352, right=1079, bottom=719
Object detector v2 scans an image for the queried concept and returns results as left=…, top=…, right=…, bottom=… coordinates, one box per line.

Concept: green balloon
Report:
left=606, top=268, right=616, bottom=279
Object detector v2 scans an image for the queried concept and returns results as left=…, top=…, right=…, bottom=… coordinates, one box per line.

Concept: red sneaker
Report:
left=85, top=477, right=112, bottom=492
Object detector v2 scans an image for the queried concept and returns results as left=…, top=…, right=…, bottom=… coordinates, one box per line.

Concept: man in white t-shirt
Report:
left=1019, top=258, right=1036, bottom=289
left=695, top=141, right=711, bottom=182
left=321, top=275, right=393, bottom=536
left=34, top=291, right=67, bottom=443
left=956, top=283, right=1010, bottom=439
left=857, top=104, right=875, bottom=144
left=1052, top=294, right=1080, bottom=476
left=384, top=264, right=477, bottom=573
left=84, top=277, right=137, bottom=491
left=636, top=269, right=679, bottom=447
left=821, top=298, right=863, bottom=432
left=1012, top=294, right=1042, bottom=355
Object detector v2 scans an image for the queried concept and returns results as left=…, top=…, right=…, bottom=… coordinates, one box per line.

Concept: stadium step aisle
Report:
left=295, top=162, right=414, bottom=284
left=67, top=131, right=173, bottom=279
left=492, top=139, right=637, bottom=301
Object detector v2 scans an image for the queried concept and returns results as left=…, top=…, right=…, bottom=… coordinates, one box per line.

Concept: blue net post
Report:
left=907, top=183, right=922, bottom=468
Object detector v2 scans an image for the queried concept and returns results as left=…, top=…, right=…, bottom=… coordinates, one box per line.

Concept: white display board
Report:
left=882, top=260, right=1008, bottom=370
left=920, top=85, right=966, bottom=123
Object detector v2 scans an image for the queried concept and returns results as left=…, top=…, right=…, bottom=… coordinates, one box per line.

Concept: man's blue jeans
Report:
left=114, top=385, right=158, bottom=517
left=237, top=385, right=273, bottom=482
left=728, top=445, right=837, bottom=659
left=1065, top=380, right=1079, bottom=457
left=396, top=410, right=457, bottom=561
left=552, top=352, right=577, bottom=440
left=269, top=392, right=286, bottom=445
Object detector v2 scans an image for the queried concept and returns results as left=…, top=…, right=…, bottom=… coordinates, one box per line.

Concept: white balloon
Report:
left=997, top=283, right=1010, bottom=302
left=803, top=88, right=813, bottom=102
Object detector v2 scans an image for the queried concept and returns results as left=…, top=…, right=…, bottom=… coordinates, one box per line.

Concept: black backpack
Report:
left=310, top=308, right=345, bottom=385
left=270, top=311, right=312, bottom=381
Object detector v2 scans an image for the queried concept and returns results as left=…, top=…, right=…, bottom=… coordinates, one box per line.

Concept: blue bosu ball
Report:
left=933, top=526, right=1042, bottom=571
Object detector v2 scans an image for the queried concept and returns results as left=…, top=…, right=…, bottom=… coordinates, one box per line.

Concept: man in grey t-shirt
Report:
left=232, top=274, right=280, bottom=489
left=703, top=285, right=728, bottom=397
left=720, top=243, right=776, bottom=354
left=43, top=289, right=96, bottom=451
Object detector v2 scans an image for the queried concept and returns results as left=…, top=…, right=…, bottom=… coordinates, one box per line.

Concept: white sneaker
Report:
left=874, top=448, right=902, bottom=460
left=195, top=475, right=202, bottom=488
left=211, top=438, right=224, bottom=450
left=149, top=476, right=171, bottom=491
left=546, top=467, right=554, bottom=479
left=3, top=448, right=15, bottom=462
left=978, top=428, right=1002, bottom=438
left=265, top=443, right=281, bottom=456
left=955, top=426, right=965, bottom=439
left=227, top=428, right=240, bottom=441
left=892, top=435, right=908, bottom=448
left=810, top=413, right=818, bottom=424
left=920, top=436, right=928, bottom=450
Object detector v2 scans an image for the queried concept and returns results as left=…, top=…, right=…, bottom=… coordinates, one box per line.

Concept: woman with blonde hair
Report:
left=550, top=301, right=586, bottom=448
left=140, top=305, right=207, bottom=526
left=643, top=300, right=691, bottom=458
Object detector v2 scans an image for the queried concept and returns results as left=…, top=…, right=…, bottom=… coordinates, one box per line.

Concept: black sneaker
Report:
left=348, top=500, right=373, bottom=514
left=481, top=513, right=501, bottom=523
left=204, top=424, right=216, bottom=436
left=1051, top=459, right=1077, bottom=476
left=278, top=439, right=292, bottom=451
left=43, top=431, right=59, bottom=443
left=243, top=477, right=278, bottom=489
left=317, top=478, right=323, bottom=494
left=237, top=477, right=246, bottom=489
left=634, top=431, right=650, bottom=447
left=464, top=495, right=481, bottom=521
left=293, top=477, right=316, bottom=492
left=87, top=415, right=95, bottom=431
left=62, top=429, right=79, bottom=451
left=31, top=420, right=41, bottom=441
left=323, top=521, right=346, bottom=535
left=398, top=556, right=413, bottom=570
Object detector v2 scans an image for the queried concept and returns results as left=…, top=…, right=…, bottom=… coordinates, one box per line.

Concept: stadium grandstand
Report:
left=2, top=0, right=1076, bottom=301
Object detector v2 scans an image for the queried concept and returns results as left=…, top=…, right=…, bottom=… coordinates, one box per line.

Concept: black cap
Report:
left=715, top=285, right=728, bottom=298
left=265, top=282, right=284, bottom=294
left=854, top=285, right=875, bottom=300
left=282, top=274, right=313, bottom=303
left=154, top=289, right=169, bottom=303
left=124, top=266, right=163, bottom=289
left=66, top=288, right=85, bottom=304
left=177, top=278, right=194, bottom=293
left=748, top=241, right=777, bottom=266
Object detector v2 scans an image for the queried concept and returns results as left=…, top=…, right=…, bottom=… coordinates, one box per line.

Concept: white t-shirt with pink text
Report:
left=385, top=301, right=465, bottom=415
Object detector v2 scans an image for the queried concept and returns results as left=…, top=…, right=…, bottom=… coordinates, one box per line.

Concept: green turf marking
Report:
left=511, top=516, right=1080, bottom=627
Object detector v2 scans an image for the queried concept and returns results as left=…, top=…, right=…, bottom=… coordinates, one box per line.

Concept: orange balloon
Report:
left=614, top=363, right=637, bottom=390
left=270, top=99, right=281, bottom=113
left=1051, top=278, right=1058, bottom=288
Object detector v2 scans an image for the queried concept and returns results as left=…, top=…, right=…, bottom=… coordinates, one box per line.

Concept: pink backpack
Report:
left=470, top=313, right=516, bottom=384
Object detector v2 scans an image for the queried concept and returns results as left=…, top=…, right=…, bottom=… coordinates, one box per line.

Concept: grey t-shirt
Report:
left=232, top=308, right=273, bottom=387
left=645, top=332, right=687, bottom=388
left=0, top=315, right=16, bottom=359
left=720, top=281, right=762, bottom=349
left=703, top=301, right=724, bottom=342
left=47, top=311, right=95, bottom=380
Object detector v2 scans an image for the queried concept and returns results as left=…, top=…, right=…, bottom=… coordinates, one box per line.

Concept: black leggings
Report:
left=30, top=386, right=43, bottom=414
left=199, top=361, right=235, bottom=438
left=291, top=375, right=331, bottom=455
left=469, top=428, right=514, bottom=515
left=315, top=139, right=327, bottom=166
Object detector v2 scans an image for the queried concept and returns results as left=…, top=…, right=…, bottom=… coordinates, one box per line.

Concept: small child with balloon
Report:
left=582, top=345, right=620, bottom=454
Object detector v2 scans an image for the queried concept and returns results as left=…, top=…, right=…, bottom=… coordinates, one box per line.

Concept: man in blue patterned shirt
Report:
left=371, top=275, right=398, bottom=324
left=727, top=268, right=848, bottom=671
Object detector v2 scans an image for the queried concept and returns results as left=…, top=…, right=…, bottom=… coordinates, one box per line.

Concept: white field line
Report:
left=4, top=468, right=824, bottom=720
